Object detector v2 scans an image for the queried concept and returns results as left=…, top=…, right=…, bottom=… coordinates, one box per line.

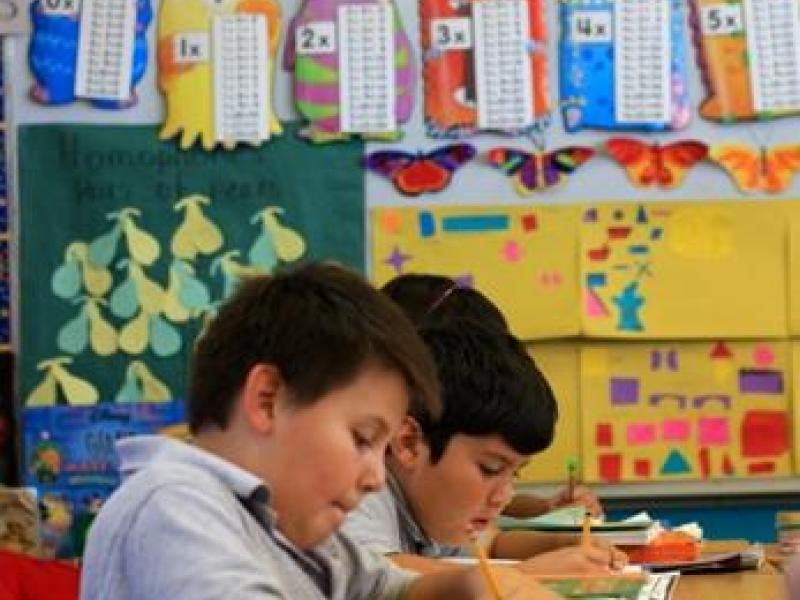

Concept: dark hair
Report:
left=189, top=262, right=441, bottom=433
left=411, top=321, right=557, bottom=463
left=381, top=274, right=508, bottom=332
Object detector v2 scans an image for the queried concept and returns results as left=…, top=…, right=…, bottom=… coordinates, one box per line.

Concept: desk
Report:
left=672, top=541, right=787, bottom=600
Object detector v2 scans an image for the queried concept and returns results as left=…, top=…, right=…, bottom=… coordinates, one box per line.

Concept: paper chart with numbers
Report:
left=338, top=4, right=396, bottom=134
left=75, top=0, right=136, bottom=101
left=473, top=0, right=534, bottom=131
left=212, top=15, right=270, bottom=144
left=742, top=0, right=800, bottom=113
left=614, top=0, right=672, bottom=124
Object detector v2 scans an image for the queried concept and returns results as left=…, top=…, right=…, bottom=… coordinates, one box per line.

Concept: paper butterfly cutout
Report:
left=364, top=144, right=476, bottom=196
left=710, top=143, right=800, bottom=194
left=605, top=138, right=709, bottom=189
left=484, top=147, right=595, bottom=195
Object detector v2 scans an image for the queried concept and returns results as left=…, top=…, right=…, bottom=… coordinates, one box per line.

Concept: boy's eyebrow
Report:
left=359, top=415, right=392, bottom=436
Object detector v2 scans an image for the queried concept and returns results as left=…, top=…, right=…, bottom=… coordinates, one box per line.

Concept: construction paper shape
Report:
left=634, top=459, right=651, bottom=478
left=699, top=446, right=711, bottom=478
left=604, top=138, right=708, bottom=189
left=364, top=144, right=476, bottom=196
left=285, top=0, right=414, bottom=143
left=372, top=205, right=580, bottom=340
left=579, top=202, right=788, bottom=338
left=171, top=195, right=224, bottom=261
left=484, top=146, right=595, bottom=195
left=610, top=377, right=639, bottom=405
left=661, top=419, right=691, bottom=442
left=560, top=0, right=691, bottom=132
left=115, top=361, right=172, bottom=403
left=738, top=369, right=783, bottom=394
left=748, top=461, right=776, bottom=475
left=158, top=0, right=282, bottom=149
left=741, top=410, right=789, bottom=458
left=596, top=423, right=613, bottom=447
left=627, top=423, right=656, bottom=445
left=599, top=453, right=622, bottom=482
left=698, top=417, right=730, bottom=445
left=661, top=449, right=692, bottom=475
left=420, top=0, right=549, bottom=139
left=689, top=0, right=800, bottom=122
left=709, top=143, right=800, bottom=194
left=753, top=344, right=775, bottom=368
left=248, top=207, right=307, bottom=271
left=26, top=358, right=99, bottom=406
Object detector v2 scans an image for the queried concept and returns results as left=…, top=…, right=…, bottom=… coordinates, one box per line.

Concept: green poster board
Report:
left=18, top=123, right=364, bottom=405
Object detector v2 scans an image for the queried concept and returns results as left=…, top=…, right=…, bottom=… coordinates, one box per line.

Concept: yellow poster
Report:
left=580, top=341, right=792, bottom=483
left=517, top=342, right=580, bottom=483
left=579, top=202, right=787, bottom=338
left=793, top=343, right=800, bottom=475
left=370, top=205, right=580, bottom=340
left=788, top=205, right=800, bottom=336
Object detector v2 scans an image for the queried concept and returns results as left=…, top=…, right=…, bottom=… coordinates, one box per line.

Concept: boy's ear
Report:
left=240, top=363, right=282, bottom=434
left=389, top=416, right=426, bottom=469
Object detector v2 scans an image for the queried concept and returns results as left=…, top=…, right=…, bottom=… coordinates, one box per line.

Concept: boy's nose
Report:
left=360, top=451, right=386, bottom=493
left=488, top=479, right=514, bottom=508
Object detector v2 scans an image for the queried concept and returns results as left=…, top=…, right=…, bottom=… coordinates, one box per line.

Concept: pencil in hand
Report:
left=473, top=540, right=503, bottom=600
left=581, top=510, right=592, bottom=549
left=566, top=457, right=579, bottom=504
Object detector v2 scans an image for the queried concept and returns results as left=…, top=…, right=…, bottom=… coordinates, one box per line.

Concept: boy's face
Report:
left=270, top=365, right=408, bottom=549
left=402, top=433, right=527, bottom=545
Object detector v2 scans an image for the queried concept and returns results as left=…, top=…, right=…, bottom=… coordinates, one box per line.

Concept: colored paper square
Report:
left=739, top=369, right=783, bottom=394
left=418, top=211, right=435, bottom=238
left=596, top=423, right=613, bottom=447
left=627, top=423, right=656, bottom=445
left=698, top=417, right=730, bottom=446
left=662, top=419, right=691, bottom=442
left=634, top=459, right=651, bottom=478
left=610, top=377, right=639, bottom=405
left=742, top=411, right=789, bottom=457
left=748, top=462, right=776, bottom=475
left=599, top=454, right=622, bottom=482
left=521, top=214, right=538, bottom=232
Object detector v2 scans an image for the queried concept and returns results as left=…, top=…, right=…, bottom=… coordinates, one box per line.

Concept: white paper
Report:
left=0, top=0, right=32, bottom=34
left=571, top=9, right=613, bottom=44
left=212, top=14, right=270, bottom=145
left=295, top=21, right=337, bottom=56
left=431, top=17, right=473, bottom=51
left=338, top=4, right=396, bottom=134
left=743, top=0, right=800, bottom=112
left=473, top=0, right=534, bottom=130
left=173, top=32, right=210, bottom=65
left=700, top=4, right=744, bottom=37
left=614, top=0, right=672, bottom=124
left=74, top=0, right=136, bottom=101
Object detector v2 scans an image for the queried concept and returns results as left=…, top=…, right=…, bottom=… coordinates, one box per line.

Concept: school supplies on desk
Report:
left=642, top=543, right=765, bottom=575
left=497, top=507, right=661, bottom=545
left=537, top=572, right=648, bottom=599
left=622, top=531, right=700, bottom=565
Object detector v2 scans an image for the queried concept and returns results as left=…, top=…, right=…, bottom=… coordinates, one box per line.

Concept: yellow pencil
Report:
left=581, top=510, right=592, bottom=549
left=473, top=541, right=503, bottom=600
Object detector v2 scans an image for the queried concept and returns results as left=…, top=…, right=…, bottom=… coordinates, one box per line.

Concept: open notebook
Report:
left=497, top=507, right=662, bottom=546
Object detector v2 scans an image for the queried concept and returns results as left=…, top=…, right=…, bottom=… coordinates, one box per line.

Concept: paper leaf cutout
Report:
left=57, top=309, right=89, bottom=355
left=120, top=208, right=160, bottom=266
left=171, top=195, right=224, bottom=261
left=119, top=310, right=150, bottom=355
left=26, top=373, right=58, bottom=407
left=86, top=301, right=118, bottom=356
left=116, top=361, right=172, bottom=403
left=88, top=224, right=122, bottom=268
left=364, top=144, right=476, bottom=196
left=26, top=358, right=98, bottom=406
left=110, top=275, right=140, bottom=319
left=149, top=315, right=182, bottom=357
left=52, top=255, right=82, bottom=300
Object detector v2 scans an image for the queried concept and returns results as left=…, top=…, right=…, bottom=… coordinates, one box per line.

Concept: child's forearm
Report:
left=389, top=553, right=463, bottom=574
left=502, top=493, right=553, bottom=518
left=489, top=530, right=579, bottom=559
left=404, top=567, right=483, bottom=600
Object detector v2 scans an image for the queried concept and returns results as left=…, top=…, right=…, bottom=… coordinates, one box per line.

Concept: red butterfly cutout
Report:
left=605, top=138, right=709, bottom=189
left=364, top=144, right=476, bottom=196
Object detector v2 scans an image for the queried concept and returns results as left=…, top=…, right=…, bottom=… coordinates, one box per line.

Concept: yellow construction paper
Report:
left=130, top=361, right=173, bottom=402
left=579, top=202, right=788, bottom=338
left=580, top=341, right=792, bottom=483
left=788, top=205, right=800, bottom=336
left=371, top=205, right=580, bottom=340
left=26, top=358, right=99, bottom=406
left=517, top=342, right=581, bottom=483
left=171, top=195, right=224, bottom=261
left=85, top=300, right=118, bottom=356
left=793, top=343, right=800, bottom=475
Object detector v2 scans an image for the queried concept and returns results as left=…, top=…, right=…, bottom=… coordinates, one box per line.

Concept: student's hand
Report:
left=548, top=485, right=603, bottom=517
left=514, top=543, right=625, bottom=575
left=479, top=567, right=561, bottom=600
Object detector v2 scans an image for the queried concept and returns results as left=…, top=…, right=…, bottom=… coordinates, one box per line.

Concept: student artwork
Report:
left=114, top=361, right=172, bottom=402
left=604, top=138, right=709, bottom=189
left=28, top=0, right=151, bottom=108
left=559, top=0, right=691, bottom=132
left=580, top=202, right=787, bottom=338
left=364, top=143, right=476, bottom=196
left=580, top=341, right=793, bottom=483
left=419, top=0, right=549, bottom=141
left=371, top=205, right=581, bottom=339
left=26, top=357, right=99, bottom=406
left=689, top=0, right=800, bottom=122
left=709, top=142, right=800, bottom=194
left=285, top=0, right=414, bottom=143
left=790, top=207, right=800, bottom=337
left=157, top=0, right=282, bottom=150
left=484, top=146, right=595, bottom=196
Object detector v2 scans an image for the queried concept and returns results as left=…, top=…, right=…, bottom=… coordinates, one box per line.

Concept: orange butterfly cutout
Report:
left=605, top=138, right=709, bottom=189
left=710, top=143, right=800, bottom=194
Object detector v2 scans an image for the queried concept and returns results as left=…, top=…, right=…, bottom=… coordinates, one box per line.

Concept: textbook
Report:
left=497, top=507, right=661, bottom=546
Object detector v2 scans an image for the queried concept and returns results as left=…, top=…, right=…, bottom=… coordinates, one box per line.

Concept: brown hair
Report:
left=188, top=262, right=441, bottom=432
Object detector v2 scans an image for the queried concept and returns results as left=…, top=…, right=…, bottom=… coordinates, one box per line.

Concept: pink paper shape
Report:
left=585, top=290, right=609, bottom=317
left=753, top=344, right=775, bottom=367
left=627, top=423, right=656, bottom=445
left=504, top=240, right=522, bottom=262
left=662, top=419, right=691, bottom=441
left=698, top=417, right=730, bottom=445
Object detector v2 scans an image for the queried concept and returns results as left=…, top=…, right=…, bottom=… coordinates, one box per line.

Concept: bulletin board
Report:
left=4, top=0, right=800, bottom=491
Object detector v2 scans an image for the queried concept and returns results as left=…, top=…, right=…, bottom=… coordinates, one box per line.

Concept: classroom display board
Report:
left=17, top=123, right=364, bottom=407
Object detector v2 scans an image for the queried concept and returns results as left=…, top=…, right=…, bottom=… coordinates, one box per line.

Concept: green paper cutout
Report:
left=52, top=258, right=82, bottom=300
left=248, top=230, right=277, bottom=272
left=109, top=274, right=140, bottom=319
left=115, top=369, right=142, bottom=403
left=57, top=309, right=89, bottom=354
left=88, top=224, right=122, bottom=268
left=149, top=315, right=181, bottom=357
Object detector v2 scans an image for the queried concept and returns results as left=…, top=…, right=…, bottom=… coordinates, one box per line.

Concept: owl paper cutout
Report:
left=284, top=0, right=415, bottom=143
left=157, top=0, right=283, bottom=150
left=28, top=0, right=152, bottom=108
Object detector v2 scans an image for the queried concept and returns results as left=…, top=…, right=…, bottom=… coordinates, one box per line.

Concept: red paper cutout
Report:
left=599, top=454, right=622, bottom=482
left=522, top=214, right=538, bottom=232
left=699, top=447, right=711, bottom=478
left=710, top=341, right=733, bottom=359
left=741, top=411, right=789, bottom=458
left=596, top=423, right=613, bottom=447
left=722, top=454, right=735, bottom=476
left=634, top=459, right=651, bottom=478
left=748, top=461, right=776, bottom=475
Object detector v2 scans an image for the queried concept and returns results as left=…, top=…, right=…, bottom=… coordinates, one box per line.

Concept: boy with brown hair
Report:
left=81, top=263, right=558, bottom=600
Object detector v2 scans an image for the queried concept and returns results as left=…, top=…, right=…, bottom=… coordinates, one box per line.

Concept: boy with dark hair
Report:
left=81, top=264, right=558, bottom=600
left=342, top=320, right=623, bottom=574
left=382, top=273, right=602, bottom=518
